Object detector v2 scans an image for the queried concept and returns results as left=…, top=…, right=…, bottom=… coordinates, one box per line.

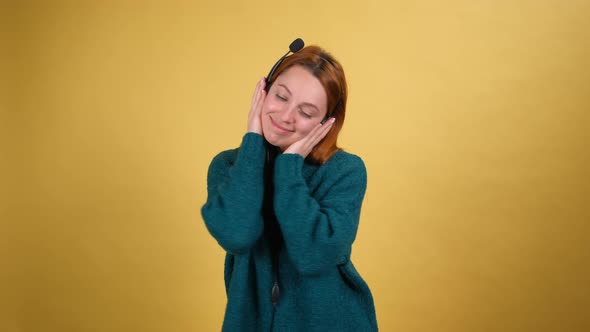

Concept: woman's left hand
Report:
left=283, top=118, right=336, bottom=158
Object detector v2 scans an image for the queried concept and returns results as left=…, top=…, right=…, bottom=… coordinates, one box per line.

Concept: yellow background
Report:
left=2, top=0, right=589, bottom=331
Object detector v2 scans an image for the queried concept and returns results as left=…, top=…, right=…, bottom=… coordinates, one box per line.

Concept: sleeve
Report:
left=201, top=133, right=266, bottom=254
left=273, top=153, right=368, bottom=276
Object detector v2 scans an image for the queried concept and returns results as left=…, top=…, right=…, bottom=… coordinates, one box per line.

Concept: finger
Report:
left=254, top=88, right=266, bottom=115
left=251, top=78, right=265, bottom=110
left=308, top=118, right=335, bottom=144
left=250, top=85, right=264, bottom=117
left=251, top=79, right=260, bottom=107
left=312, top=119, right=335, bottom=147
left=297, top=118, right=332, bottom=153
left=255, top=79, right=267, bottom=107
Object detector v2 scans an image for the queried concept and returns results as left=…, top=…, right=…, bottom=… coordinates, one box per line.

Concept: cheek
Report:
left=262, top=98, right=278, bottom=114
left=296, top=121, right=317, bottom=136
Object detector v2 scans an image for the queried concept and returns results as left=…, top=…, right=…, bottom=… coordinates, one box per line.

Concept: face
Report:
left=262, top=65, right=328, bottom=151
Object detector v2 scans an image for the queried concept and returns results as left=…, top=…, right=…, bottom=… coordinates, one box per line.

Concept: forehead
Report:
left=274, top=66, right=328, bottom=112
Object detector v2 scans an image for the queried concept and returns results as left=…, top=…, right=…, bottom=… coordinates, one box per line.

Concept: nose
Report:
left=278, top=107, right=296, bottom=123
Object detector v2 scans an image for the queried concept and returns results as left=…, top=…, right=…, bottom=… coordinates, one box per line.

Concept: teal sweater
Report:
left=202, top=133, right=378, bottom=331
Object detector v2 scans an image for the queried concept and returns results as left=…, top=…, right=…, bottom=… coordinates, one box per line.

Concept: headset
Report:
left=264, top=38, right=305, bottom=92
left=264, top=38, right=343, bottom=125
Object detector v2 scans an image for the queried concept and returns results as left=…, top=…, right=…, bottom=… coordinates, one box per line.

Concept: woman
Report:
left=202, top=45, right=378, bottom=331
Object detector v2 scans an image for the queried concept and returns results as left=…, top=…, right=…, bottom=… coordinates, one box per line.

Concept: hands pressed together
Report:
left=247, top=77, right=335, bottom=159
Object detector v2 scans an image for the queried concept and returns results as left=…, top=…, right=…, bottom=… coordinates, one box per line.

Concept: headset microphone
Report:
left=264, top=38, right=305, bottom=92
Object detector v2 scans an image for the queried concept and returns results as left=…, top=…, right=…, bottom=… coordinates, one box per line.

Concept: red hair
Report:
left=267, top=45, right=347, bottom=164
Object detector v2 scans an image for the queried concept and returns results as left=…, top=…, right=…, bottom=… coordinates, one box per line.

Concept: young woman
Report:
left=202, top=45, right=378, bottom=331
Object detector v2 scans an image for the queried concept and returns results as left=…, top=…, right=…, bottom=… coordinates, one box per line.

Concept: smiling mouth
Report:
left=270, top=116, right=295, bottom=133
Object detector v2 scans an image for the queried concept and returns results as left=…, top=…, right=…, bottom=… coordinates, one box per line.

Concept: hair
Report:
left=267, top=45, right=348, bottom=165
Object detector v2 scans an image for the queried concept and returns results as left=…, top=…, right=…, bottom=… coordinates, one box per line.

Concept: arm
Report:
left=201, top=78, right=268, bottom=254
left=201, top=133, right=266, bottom=254
left=273, top=153, right=367, bottom=276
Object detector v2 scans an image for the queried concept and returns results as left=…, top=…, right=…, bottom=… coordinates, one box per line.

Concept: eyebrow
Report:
left=277, top=84, right=320, bottom=113
left=277, top=84, right=292, bottom=95
left=300, top=102, right=320, bottom=113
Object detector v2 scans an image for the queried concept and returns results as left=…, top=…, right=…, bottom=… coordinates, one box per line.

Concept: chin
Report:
left=263, top=134, right=288, bottom=151
left=265, top=136, right=283, bottom=149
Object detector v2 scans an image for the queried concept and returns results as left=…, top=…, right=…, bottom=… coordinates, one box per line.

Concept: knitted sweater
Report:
left=202, top=133, right=378, bottom=331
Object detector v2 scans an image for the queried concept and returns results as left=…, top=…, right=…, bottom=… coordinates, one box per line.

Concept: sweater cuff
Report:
left=238, top=133, right=265, bottom=161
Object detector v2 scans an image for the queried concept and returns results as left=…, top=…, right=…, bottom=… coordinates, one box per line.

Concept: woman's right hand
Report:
left=247, top=77, right=267, bottom=135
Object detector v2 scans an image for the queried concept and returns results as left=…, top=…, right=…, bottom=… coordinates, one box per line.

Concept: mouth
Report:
left=269, top=116, right=295, bottom=133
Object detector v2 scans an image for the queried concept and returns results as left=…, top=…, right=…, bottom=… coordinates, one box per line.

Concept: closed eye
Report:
left=275, top=94, right=288, bottom=101
left=299, top=109, right=312, bottom=118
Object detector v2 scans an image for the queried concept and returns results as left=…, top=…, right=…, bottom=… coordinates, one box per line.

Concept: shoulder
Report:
left=305, top=149, right=367, bottom=190
left=322, top=149, right=366, bottom=174
left=207, top=146, right=244, bottom=179
left=210, top=147, right=239, bottom=168
left=306, top=150, right=367, bottom=203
